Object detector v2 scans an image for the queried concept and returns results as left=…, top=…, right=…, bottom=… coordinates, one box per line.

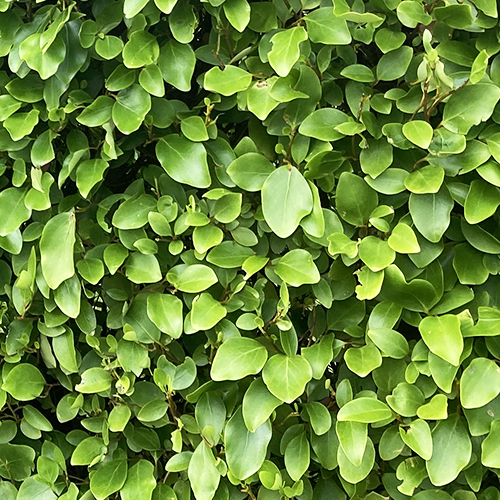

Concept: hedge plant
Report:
left=2, top=0, right=500, bottom=499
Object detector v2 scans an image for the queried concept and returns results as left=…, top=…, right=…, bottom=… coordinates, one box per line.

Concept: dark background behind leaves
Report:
left=1, top=0, right=500, bottom=499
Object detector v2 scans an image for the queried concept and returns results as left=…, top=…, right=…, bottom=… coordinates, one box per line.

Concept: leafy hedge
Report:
left=2, top=0, right=500, bottom=499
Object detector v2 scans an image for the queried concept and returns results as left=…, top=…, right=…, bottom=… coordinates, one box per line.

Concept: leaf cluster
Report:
left=1, top=0, right=500, bottom=500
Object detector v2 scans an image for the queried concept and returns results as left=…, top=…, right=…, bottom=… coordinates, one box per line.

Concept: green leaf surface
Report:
left=225, top=407, right=272, bottom=480
left=156, top=135, right=211, bottom=188
left=262, top=166, right=313, bottom=239
left=262, top=354, right=312, bottom=403
left=211, top=337, right=268, bottom=381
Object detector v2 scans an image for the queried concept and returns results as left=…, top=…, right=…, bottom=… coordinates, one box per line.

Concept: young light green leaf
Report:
left=156, top=135, right=211, bottom=188
left=211, top=337, right=268, bottom=381
left=268, top=27, right=308, bottom=77
left=419, top=314, right=463, bottom=366
left=275, top=249, right=320, bottom=287
left=337, top=397, right=393, bottom=423
left=426, top=415, right=471, bottom=486
left=262, top=354, right=312, bottom=403
left=188, top=442, right=220, bottom=500
left=262, top=166, right=313, bottom=239
left=460, top=358, right=500, bottom=409
left=40, top=212, right=76, bottom=290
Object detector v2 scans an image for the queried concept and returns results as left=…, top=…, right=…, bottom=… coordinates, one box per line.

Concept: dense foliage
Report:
left=2, top=0, right=500, bottom=499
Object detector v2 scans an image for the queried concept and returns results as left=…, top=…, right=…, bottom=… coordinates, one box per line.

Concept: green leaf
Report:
left=345, top=345, right=382, bottom=377
left=262, top=354, right=312, bottom=403
left=426, top=415, right=471, bottom=486
left=336, top=172, right=379, bottom=226
left=419, top=315, right=463, bottom=366
left=303, top=402, right=331, bottom=436
left=464, top=179, right=500, bottom=224
left=275, top=249, right=320, bottom=287
left=112, top=84, right=151, bottom=134
left=387, top=382, right=425, bottom=417
left=4, top=109, right=39, bottom=141
left=76, top=159, right=108, bottom=199
left=108, top=406, right=131, bottom=432
left=123, top=31, right=159, bottom=69
left=227, top=153, right=274, bottom=191
left=0, top=188, right=31, bottom=237
left=75, top=367, right=112, bottom=393
left=211, top=337, right=268, bottom=381
left=337, top=397, right=393, bottom=423
left=2, top=363, right=46, bottom=401
left=402, top=120, right=433, bottom=149
left=223, top=0, right=251, bottom=32
left=262, top=166, right=313, bottom=238
left=338, top=437, right=375, bottom=484
left=360, top=138, right=393, bottom=178
left=225, top=407, right=272, bottom=480
left=52, top=326, right=79, bottom=372
left=76, top=258, right=105, bottom=285
left=388, top=223, right=420, bottom=254
left=191, top=293, right=227, bottom=330
left=358, top=236, right=395, bottom=272
left=301, top=334, right=334, bottom=379
left=71, top=437, right=106, bottom=466
left=124, top=0, right=149, bottom=18
left=207, top=241, right=254, bottom=268
left=481, top=419, right=500, bottom=468
left=284, top=431, right=309, bottom=481
left=169, top=1, right=196, bottom=43
left=460, top=358, right=500, bottom=409
left=367, top=328, right=409, bottom=359
left=470, top=49, right=488, bottom=84
left=341, top=64, right=375, bottom=83
left=95, top=36, right=124, bottom=60
left=156, top=135, right=211, bottom=188
left=17, top=477, right=56, bottom=500
left=442, top=84, right=500, bottom=134
left=405, top=165, right=445, bottom=194
left=77, top=96, right=114, bottom=127
left=139, top=64, right=165, bottom=97
left=377, top=46, right=413, bottom=81
left=175, top=265, right=218, bottom=293
left=400, top=419, right=433, bottom=460
left=20, top=32, right=66, bottom=80
left=90, top=459, right=128, bottom=500
left=40, top=212, right=76, bottom=290
left=268, top=27, right=308, bottom=77
left=121, top=460, right=156, bottom=500
left=147, top=294, right=183, bottom=338
left=336, top=420, right=368, bottom=467
left=158, top=39, right=195, bottom=92
left=195, top=392, right=226, bottom=445
left=417, top=394, right=448, bottom=420
left=305, top=8, right=351, bottom=45
left=409, top=187, right=454, bottom=243
left=397, top=1, right=432, bottom=27
left=181, top=116, right=208, bottom=142
left=125, top=253, right=162, bottom=284
left=299, top=108, right=349, bottom=142
left=113, top=194, right=157, bottom=230
left=453, top=242, right=489, bottom=285
left=204, top=66, right=252, bottom=96
left=0, top=95, right=22, bottom=121
left=188, top=442, right=220, bottom=500
left=375, top=28, right=406, bottom=53
left=104, top=244, right=128, bottom=274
